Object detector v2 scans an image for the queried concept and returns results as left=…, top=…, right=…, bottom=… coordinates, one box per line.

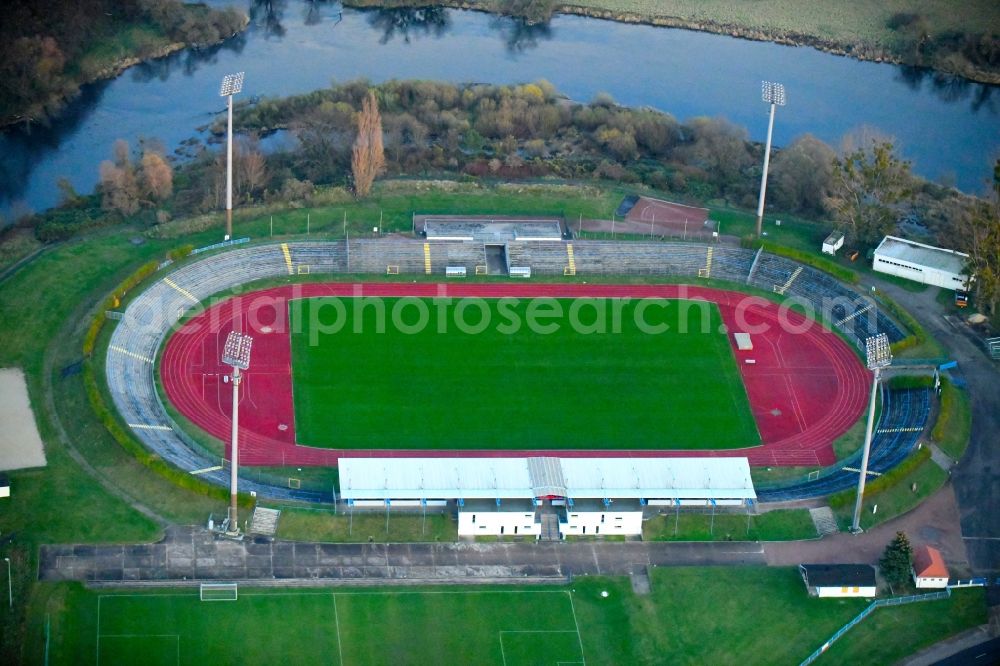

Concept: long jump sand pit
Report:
left=0, top=368, right=47, bottom=470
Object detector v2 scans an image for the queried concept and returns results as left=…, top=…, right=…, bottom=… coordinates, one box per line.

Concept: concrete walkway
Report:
left=39, top=526, right=765, bottom=583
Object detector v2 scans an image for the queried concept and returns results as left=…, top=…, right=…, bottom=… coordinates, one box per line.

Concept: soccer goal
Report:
left=200, top=582, right=238, bottom=601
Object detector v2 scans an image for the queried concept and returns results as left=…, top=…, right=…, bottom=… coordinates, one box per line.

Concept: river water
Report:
left=1, top=1, right=997, bottom=218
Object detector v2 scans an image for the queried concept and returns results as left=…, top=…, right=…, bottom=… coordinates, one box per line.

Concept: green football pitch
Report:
left=44, top=571, right=985, bottom=665
left=91, top=588, right=585, bottom=666
left=289, top=297, right=759, bottom=450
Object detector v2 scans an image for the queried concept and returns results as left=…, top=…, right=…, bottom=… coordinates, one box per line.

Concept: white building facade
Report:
left=872, top=236, right=970, bottom=290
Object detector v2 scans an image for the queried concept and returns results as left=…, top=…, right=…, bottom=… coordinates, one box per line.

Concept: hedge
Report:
left=828, top=446, right=932, bottom=510
left=875, top=291, right=929, bottom=354
left=82, top=259, right=159, bottom=357
left=931, top=377, right=971, bottom=460
left=83, top=356, right=252, bottom=507
left=166, top=244, right=194, bottom=262
left=743, top=238, right=860, bottom=284
left=82, top=253, right=253, bottom=508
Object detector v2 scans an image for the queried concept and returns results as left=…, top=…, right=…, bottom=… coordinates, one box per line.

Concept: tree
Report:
left=827, top=138, right=912, bottom=249
left=961, top=160, right=1000, bottom=321
left=351, top=90, right=385, bottom=198
left=98, top=140, right=140, bottom=216
left=879, top=531, right=913, bottom=587
left=140, top=151, right=173, bottom=201
left=678, top=116, right=754, bottom=193
left=770, top=134, right=836, bottom=216
left=292, top=100, right=355, bottom=183
left=235, top=136, right=266, bottom=201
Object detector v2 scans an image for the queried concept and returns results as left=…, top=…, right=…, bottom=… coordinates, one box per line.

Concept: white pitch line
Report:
left=567, top=591, right=587, bottom=666
left=96, top=595, right=101, bottom=666
left=128, top=424, right=172, bottom=431
left=499, top=629, right=508, bottom=666
left=333, top=594, right=345, bottom=666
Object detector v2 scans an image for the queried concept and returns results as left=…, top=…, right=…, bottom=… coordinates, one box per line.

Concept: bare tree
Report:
left=99, top=139, right=140, bottom=215
left=140, top=151, right=173, bottom=201
left=236, top=136, right=267, bottom=201
left=351, top=90, right=385, bottom=198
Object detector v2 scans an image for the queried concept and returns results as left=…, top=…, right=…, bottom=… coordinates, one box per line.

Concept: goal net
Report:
left=200, top=582, right=238, bottom=601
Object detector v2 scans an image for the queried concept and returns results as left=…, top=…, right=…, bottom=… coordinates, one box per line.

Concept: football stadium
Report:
left=101, top=212, right=929, bottom=528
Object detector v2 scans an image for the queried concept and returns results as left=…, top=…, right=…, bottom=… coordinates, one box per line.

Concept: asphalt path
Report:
left=871, top=277, right=1000, bottom=575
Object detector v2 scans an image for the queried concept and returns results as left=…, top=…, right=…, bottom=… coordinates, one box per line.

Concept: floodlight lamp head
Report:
left=221, top=331, right=253, bottom=369
left=864, top=333, right=892, bottom=370
left=761, top=81, right=786, bottom=106
left=219, top=72, right=245, bottom=97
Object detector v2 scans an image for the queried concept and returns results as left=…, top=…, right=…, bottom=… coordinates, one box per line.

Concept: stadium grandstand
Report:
left=338, top=457, right=755, bottom=539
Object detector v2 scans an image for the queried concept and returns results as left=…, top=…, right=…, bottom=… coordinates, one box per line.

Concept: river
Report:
left=1, top=1, right=997, bottom=219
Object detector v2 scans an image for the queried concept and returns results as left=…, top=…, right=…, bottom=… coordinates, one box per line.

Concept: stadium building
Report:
left=337, top=457, right=756, bottom=538
left=872, top=236, right=970, bottom=290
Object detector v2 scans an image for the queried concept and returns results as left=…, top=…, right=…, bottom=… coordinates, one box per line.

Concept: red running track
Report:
left=160, top=283, right=869, bottom=467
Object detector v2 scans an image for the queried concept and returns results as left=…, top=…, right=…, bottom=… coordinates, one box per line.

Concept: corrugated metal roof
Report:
left=874, top=236, right=969, bottom=276
left=527, top=457, right=566, bottom=496
left=338, top=458, right=534, bottom=500
left=559, top=458, right=755, bottom=500
left=338, top=457, right=755, bottom=501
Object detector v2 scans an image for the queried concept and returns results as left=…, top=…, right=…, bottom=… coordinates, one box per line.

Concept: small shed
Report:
left=822, top=231, right=845, bottom=256
left=800, top=564, right=877, bottom=598
left=0, top=474, right=9, bottom=499
left=912, top=545, right=949, bottom=589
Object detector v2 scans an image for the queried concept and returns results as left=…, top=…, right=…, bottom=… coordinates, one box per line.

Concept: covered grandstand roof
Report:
left=338, top=457, right=755, bottom=501
left=560, top=458, right=755, bottom=500
left=338, top=458, right=534, bottom=501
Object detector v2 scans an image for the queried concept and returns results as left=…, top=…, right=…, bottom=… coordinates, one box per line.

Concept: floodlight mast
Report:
left=219, top=72, right=244, bottom=240
left=851, top=333, right=893, bottom=534
left=755, top=81, right=786, bottom=238
left=221, top=330, right=252, bottom=535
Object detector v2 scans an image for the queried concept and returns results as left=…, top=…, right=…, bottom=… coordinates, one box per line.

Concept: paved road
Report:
left=872, top=277, right=1000, bottom=575
left=39, top=526, right=765, bottom=583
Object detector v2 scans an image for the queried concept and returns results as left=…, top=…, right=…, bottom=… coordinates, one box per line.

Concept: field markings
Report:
left=96, top=592, right=198, bottom=666
left=96, top=595, right=101, bottom=666
left=498, top=631, right=580, bottom=666
left=567, top=591, right=587, bottom=666
left=333, top=593, right=345, bottom=666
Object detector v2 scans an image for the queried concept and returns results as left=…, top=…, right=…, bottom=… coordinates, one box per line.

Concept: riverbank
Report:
left=345, top=0, right=1000, bottom=84
left=0, top=2, right=249, bottom=129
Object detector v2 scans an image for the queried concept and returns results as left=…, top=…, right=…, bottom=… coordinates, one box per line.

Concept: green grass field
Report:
left=83, top=588, right=587, bottom=666
left=42, top=570, right=987, bottom=666
left=289, top=297, right=759, bottom=450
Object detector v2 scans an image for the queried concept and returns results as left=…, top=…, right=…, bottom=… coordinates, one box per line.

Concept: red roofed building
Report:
left=912, top=545, right=950, bottom=589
